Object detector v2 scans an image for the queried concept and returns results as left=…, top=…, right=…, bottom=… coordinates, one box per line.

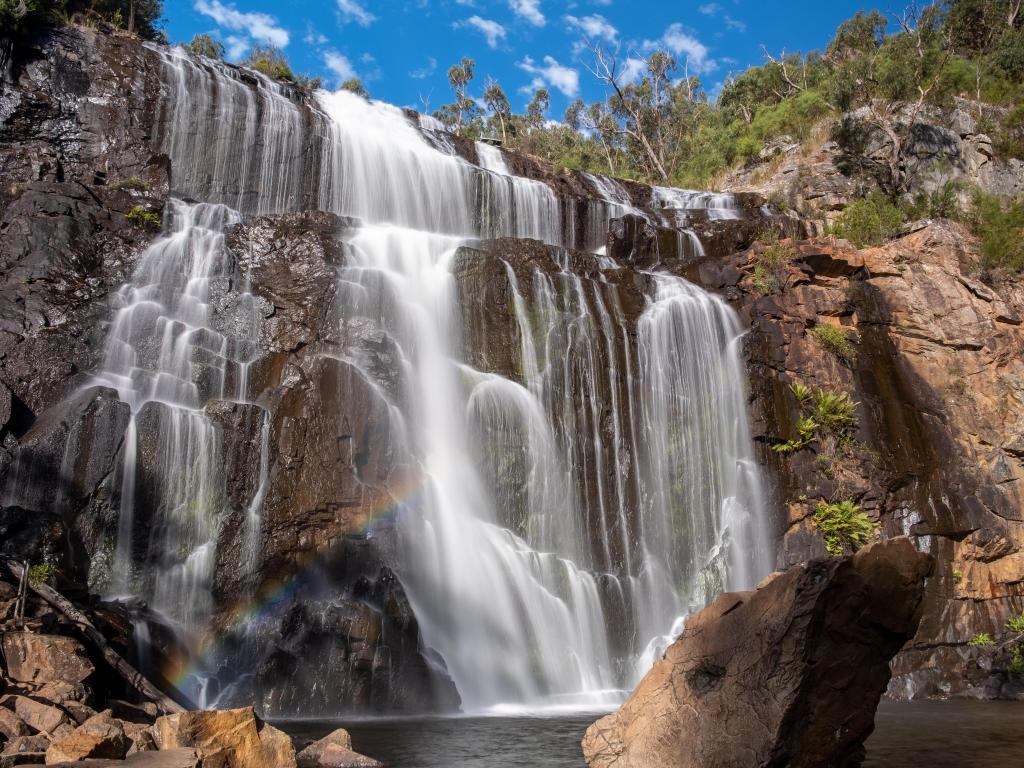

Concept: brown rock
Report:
left=0, top=634, right=94, bottom=686
left=296, top=728, right=358, bottom=768
left=153, top=707, right=296, bottom=768
left=31, top=683, right=88, bottom=707
left=1, top=733, right=49, bottom=756
left=44, top=711, right=128, bottom=764
left=315, top=744, right=384, bottom=768
left=0, top=707, right=30, bottom=740
left=7, top=696, right=71, bottom=735
left=582, top=538, right=933, bottom=768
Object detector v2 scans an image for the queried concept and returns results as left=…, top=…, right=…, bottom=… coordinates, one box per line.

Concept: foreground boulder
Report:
left=582, top=538, right=933, bottom=768
left=153, top=707, right=296, bottom=768
left=297, top=728, right=382, bottom=768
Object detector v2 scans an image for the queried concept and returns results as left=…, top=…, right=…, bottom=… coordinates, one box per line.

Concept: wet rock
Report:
left=296, top=727, right=383, bottom=768
left=296, top=728, right=351, bottom=767
left=44, top=710, right=129, bottom=763
left=0, top=634, right=94, bottom=686
left=583, top=538, right=933, bottom=768
left=153, top=707, right=296, bottom=768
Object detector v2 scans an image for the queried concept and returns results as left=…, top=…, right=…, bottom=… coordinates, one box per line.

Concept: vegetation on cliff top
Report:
left=2, top=0, right=163, bottom=40
left=429, top=0, right=1023, bottom=190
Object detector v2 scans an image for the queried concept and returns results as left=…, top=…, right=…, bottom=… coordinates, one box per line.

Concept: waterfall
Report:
left=81, top=50, right=773, bottom=714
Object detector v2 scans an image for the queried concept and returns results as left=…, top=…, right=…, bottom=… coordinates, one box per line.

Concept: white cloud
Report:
left=336, top=0, right=376, bottom=27
left=193, top=0, right=289, bottom=47
left=620, top=56, right=647, bottom=85
left=323, top=50, right=356, bottom=83
left=303, top=23, right=327, bottom=46
left=455, top=16, right=507, bottom=48
left=224, top=35, right=249, bottom=61
left=725, top=16, right=747, bottom=32
left=565, top=14, right=617, bottom=42
left=409, top=57, right=438, bottom=79
left=698, top=3, right=720, bottom=14
left=517, top=55, right=579, bottom=97
left=509, top=0, right=545, bottom=26
left=646, top=23, right=716, bottom=74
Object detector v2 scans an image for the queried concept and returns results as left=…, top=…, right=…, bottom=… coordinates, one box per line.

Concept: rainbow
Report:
left=164, top=472, right=431, bottom=693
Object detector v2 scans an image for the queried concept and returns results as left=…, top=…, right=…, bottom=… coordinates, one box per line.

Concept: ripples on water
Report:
left=279, top=700, right=1024, bottom=768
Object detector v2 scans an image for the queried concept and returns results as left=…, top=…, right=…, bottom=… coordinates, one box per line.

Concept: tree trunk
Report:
left=2, top=559, right=186, bottom=715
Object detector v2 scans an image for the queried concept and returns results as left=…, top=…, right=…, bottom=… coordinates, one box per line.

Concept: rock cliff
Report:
left=1, top=22, right=1022, bottom=717
left=582, top=538, right=933, bottom=768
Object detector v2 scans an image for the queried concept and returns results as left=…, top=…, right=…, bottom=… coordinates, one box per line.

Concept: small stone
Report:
left=296, top=728, right=353, bottom=768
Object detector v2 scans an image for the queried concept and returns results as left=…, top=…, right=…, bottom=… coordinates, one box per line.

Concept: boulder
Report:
left=0, top=708, right=30, bottom=740
left=153, top=707, right=296, bottom=768
left=313, top=744, right=384, bottom=768
left=582, top=538, right=934, bottom=768
left=297, top=729, right=383, bottom=768
left=6, top=696, right=71, bottom=736
left=44, top=711, right=129, bottom=764
left=0, top=634, right=94, bottom=686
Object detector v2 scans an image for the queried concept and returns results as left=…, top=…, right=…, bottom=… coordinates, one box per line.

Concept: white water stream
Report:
left=75, top=47, right=774, bottom=713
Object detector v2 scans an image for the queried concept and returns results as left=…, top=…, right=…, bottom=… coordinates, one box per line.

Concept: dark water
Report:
left=279, top=700, right=1024, bottom=767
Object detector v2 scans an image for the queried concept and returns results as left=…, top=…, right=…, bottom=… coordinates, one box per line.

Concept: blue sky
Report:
left=163, top=1, right=867, bottom=114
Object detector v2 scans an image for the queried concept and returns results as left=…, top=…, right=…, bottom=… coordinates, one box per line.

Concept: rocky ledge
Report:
left=0, top=563, right=382, bottom=767
left=582, top=538, right=934, bottom=768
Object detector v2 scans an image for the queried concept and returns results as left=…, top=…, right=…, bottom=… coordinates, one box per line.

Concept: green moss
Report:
left=968, top=632, right=994, bottom=647
left=110, top=176, right=149, bottom=192
left=126, top=206, right=161, bottom=231
left=1007, top=613, right=1024, bottom=634
left=808, top=323, right=859, bottom=362
left=28, top=562, right=55, bottom=586
left=813, top=498, right=876, bottom=556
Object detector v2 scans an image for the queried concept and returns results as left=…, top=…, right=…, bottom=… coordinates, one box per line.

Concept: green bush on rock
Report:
left=809, top=323, right=859, bottom=363
left=813, top=498, right=877, bottom=556
left=831, top=190, right=906, bottom=247
left=126, top=206, right=161, bottom=231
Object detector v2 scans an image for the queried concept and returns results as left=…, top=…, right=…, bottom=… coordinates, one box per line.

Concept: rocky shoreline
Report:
left=0, top=560, right=381, bottom=767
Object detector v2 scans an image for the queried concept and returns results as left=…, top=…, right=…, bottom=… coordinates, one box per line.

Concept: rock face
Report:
left=680, top=221, right=1024, bottom=698
left=582, top=538, right=934, bottom=768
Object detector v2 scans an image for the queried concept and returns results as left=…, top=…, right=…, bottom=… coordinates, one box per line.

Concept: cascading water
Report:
left=77, top=48, right=773, bottom=714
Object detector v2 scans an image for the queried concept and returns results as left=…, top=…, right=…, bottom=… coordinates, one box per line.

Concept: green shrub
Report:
left=1008, top=613, right=1024, bottom=634
left=832, top=190, right=906, bottom=247
left=110, top=176, right=149, bottom=192
left=773, top=384, right=859, bottom=453
left=184, top=33, right=224, bottom=60
left=952, top=569, right=962, bottom=581
left=1010, top=647, right=1024, bottom=677
left=809, top=323, right=859, bottom=362
left=968, top=632, right=994, bottom=647
left=970, top=191, right=1024, bottom=272
left=243, top=45, right=293, bottom=81
left=994, top=104, right=1024, bottom=160
left=748, top=231, right=794, bottom=294
left=28, top=562, right=55, bottom=586
left=904, top=181, right=963, bottom=221
left=126, top=206, right=161, bottom=231
left=813, top=499, right=876, bottom=556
